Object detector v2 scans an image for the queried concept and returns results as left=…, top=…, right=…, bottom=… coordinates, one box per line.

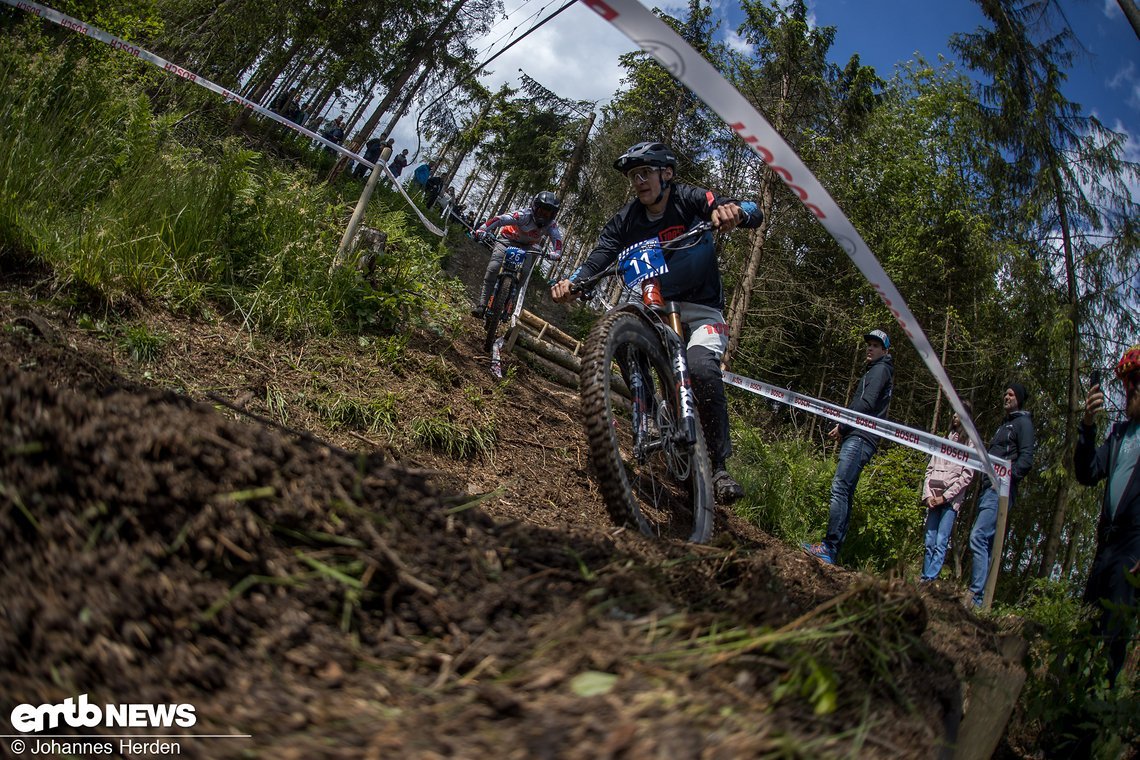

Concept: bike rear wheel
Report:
left=580, top=310, right=715, bottom=543
left=483, top=276, right=515, bottom=353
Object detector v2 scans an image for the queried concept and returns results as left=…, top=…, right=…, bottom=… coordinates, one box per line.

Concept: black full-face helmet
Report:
left=613, top=141, right=677, bottom=174
left=532, top=191, right=560, bottom=227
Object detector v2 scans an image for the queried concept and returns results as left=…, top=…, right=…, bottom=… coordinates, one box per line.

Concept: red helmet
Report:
left=1115, top=343, right=1140, bottom=381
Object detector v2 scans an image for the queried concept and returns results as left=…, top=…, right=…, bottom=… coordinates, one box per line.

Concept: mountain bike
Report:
left=572, top=221, right=716, bottom=543
left=480, top=231, right=556, bottom=353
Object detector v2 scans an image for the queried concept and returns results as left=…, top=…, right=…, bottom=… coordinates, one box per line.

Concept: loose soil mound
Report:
left=0, top=260, right=1019, bottom=758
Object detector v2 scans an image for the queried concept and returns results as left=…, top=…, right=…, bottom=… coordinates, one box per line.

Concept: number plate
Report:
left=503, top=247, right=527, bottom=271
left=619, top=240, right=668, bottom=287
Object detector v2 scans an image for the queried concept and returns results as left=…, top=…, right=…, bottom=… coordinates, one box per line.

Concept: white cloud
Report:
left=471, top=3, right=635, bottom=105
left=1107, top=59, right=1140, bottom=112
left=1104, top=0, right=1123, bottom=18
left=723, top=29, right=755, bottom=56
left=386, top=3, right=637, bottom=163
left=1112, top=117, right=1140, bottom=207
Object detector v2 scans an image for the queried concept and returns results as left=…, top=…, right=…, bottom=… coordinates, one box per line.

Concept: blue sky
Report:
left=807, top=0, right=1138, bottom=155
left=392, top=0, right=1139, bottom=184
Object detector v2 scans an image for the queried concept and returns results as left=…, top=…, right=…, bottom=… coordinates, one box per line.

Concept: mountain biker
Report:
left=471, top=191, right=564, bottom=318
left=550, top=141, right=764, bottom=504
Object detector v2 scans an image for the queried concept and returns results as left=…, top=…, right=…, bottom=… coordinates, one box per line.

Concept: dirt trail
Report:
left=0, top=247, right=1021, bottom=758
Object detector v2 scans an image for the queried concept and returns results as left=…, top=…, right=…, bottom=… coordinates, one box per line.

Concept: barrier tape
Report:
left=723, top=370, right=1011, bottom=496
left=582, top=0, right=1000, bottom=485
left=3, top=0, right=447, bottom=237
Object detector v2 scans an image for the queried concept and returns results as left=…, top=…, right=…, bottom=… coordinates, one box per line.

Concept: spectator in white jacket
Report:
left=920, top=402, right=975, bottom=582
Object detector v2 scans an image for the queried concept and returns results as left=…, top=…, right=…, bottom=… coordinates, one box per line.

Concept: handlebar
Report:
left=568, top=220, right=715, bottom=296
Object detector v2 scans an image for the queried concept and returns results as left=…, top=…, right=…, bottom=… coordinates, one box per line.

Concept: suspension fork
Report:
left=642, top=279, right=698, bottom=448
left=661, top=303, right=699, bottom=447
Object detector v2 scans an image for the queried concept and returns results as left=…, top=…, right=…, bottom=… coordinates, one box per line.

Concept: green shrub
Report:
left=119, top=322, right=167, bottom=363
left=0, top=37, right=465, bottom=339
left=731, top=429, right=835, bottom=544
left=840, top=444, right=927, bottom=572
left=1011, top=577, right=1138, bottom=756
left=731, top=427, right=927, bottom=572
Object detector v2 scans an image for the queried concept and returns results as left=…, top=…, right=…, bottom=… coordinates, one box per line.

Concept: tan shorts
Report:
left=678, top=303, right=729, bottom=359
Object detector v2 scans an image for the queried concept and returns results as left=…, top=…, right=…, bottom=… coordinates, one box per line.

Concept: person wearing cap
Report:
left=550, top=141, right=764, bottom=505
left=966, top=382, right=1036, bottom=608
left=803, top=329, right=895, bottom=565
left=1075, top=343, right=1140, bottom=686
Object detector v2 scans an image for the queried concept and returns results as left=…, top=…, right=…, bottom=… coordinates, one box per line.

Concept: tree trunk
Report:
left=459, top=165, right=479, bottom=201
left=475, top=170, right=503, bottom=222
left=1037, top=164, right=1081, bottom=578
left=930, top=305, right=952, bottom=432
left=557, top=112, right=596, bottom=199
left=1060, top=524, right=1079, bottom=582
left=1118, top=0, right=1140, bottom=39
left=722, top=171, right=776, bottom=368
left=327, top=0, right=469, bottom=182
left=443, top=99, right=492, bottom=191
left=492, top=181, right=516, bottom=217
left=377, top=65, right=432, bottom=150
left=344, top=77, right=380, bottom=135
left=232, top=36, right=306, bottom=131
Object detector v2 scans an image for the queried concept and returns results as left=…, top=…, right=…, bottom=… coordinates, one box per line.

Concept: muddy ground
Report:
left=1, top=239, right=1029, bottom=759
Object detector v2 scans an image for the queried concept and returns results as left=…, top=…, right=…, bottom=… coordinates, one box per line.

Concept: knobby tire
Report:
left=579, top=310, right=715, bottom=543
left=483, top=275, right=515, bottom=354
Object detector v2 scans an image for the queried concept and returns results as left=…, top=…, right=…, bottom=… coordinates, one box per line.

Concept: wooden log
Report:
left=513, top=329, right=630, bottom=403
left=513, top=342, right=579, bottom=390
left=515, top=328, right=582, bottom=374
left=519, top=309, right=582, bottom=355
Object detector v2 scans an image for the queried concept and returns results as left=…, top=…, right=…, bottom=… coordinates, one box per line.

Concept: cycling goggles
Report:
left=625, top=167, right=661, bottom=184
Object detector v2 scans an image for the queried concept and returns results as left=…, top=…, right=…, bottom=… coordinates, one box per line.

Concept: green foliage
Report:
left=564, top=303, right=600, bottom=342
left=1012, top=578, right=1138, bottom=755
left=0, top=38, right=464, bottom=339
left=119, top=323, right=168, bottom=363
left=839, top=445, right=927, bottom=572
left=410, top=413, right=496, bottom=460
left=732, top=426, right=926, bottom=572
left=773, top=651, right=839, bottom=716
left=311, top=392, right=400, bottom=439
left=731, top=428, right=835, bottom=543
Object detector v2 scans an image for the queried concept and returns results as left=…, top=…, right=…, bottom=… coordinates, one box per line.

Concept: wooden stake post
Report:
left=981, top=476, right=1013, bottom=611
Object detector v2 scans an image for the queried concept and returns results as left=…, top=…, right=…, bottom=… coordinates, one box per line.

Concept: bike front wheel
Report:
left=580, top=310, right=715, bottom=543
left=483, top=275, right=515, bottom=353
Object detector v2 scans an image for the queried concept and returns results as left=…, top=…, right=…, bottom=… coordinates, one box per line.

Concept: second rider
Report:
left=551, top=141, right=764, bottom=504
left=472, top=191, right=564, bottom=318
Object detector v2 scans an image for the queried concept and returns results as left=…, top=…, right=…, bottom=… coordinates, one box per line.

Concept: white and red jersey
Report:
left=475, top=208, right=563, bottom=258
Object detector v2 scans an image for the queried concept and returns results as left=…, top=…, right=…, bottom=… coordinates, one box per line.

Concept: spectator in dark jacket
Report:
left=354, top=137, right=386, bottom=179
left=1075, top=343, right=1140, bottom=686
left=804, top=329, right=895, bottom=565
left=389, top=149, right=409, bottom=179
left=424, top=174, right=444, bottom=209
left=967, top=383, right=1036, bottom=608
left=320, top=116, right=345, bottom=150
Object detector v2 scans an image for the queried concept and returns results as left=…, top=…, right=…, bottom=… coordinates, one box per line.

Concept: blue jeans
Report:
left=921, top=505, right=957, bottom=581
left=824, top=436, right=876, bottom=560
left=968, top=486, right=1000, bottom=606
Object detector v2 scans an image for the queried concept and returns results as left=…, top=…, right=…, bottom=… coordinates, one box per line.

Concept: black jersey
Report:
left=572, top=183, right=763, bottom=309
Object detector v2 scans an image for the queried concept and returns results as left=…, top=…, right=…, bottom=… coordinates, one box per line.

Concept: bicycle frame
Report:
left=611, top=291, right=700, bottom=452
left=572, top=221, right=715, bottom=453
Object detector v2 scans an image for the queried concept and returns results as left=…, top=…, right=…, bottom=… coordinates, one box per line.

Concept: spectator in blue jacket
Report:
left=804, top=329, right=895, bottom=565
left=967, top=383, right=1036, bottom=608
